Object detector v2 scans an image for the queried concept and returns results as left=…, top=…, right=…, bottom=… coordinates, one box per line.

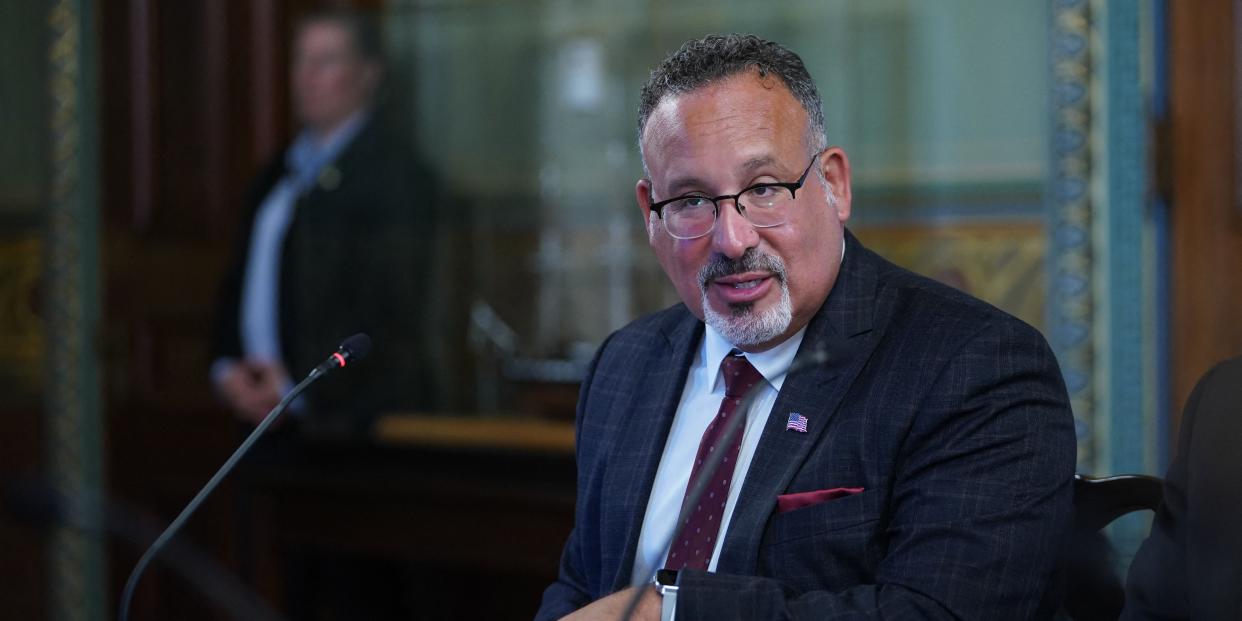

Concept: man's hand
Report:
left=214, top=359, right=289, bottom=424
left=559, top=585, right=661, bottom=621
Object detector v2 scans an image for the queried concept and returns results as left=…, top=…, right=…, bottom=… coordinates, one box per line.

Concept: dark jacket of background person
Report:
left=213, top=114, right=438, bottom=429
left=537, top=232, right=1077, bottom=620
left=1122, top=356, right=1242, bottom=620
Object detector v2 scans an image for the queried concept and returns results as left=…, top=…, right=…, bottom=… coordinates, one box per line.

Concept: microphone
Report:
left=311, top=332, right=372, bottom=376
left=118, top=334, right=372, bottom=621
left=617, top=348, right=830, bottom=621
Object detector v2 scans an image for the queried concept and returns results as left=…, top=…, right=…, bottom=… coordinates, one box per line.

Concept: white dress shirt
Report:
left=238, top=178, right=300, bottom=365
left=209, top=112, right=370, bottom=400
left=630, top=322, right=808, bottom=584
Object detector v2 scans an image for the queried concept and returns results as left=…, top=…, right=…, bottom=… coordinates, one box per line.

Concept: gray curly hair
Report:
left=637, top=34, right=827, bottom=171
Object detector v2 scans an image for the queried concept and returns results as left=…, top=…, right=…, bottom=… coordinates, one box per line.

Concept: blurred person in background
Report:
left=210, top=9, right=439, bottom=619
left=212, top=8, right=438, bottom=434
left=1123, top=355, right=1242, bottom=619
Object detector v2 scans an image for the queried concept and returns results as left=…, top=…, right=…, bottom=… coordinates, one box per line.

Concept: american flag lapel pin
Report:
left=786, top=412, right=808, bottom=433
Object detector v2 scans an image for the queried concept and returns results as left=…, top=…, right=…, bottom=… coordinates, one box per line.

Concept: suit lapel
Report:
left=607, top=311, right=703, bottom=591
left=716, top=231, right=884, bottom=574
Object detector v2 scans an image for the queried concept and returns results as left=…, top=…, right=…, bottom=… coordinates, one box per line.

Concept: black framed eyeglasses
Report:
left=648, top=152, right=821, bottom=240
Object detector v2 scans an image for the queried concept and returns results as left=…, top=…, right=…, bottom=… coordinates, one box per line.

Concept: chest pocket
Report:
left=759, top=488, right=886, bottom=589
left=768, top=488, right=882, bottom=543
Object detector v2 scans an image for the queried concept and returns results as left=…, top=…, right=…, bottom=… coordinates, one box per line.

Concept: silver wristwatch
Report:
left=655, top=569, right=679, bottom=621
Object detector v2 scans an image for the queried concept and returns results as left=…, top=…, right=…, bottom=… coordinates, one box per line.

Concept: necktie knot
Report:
left=721, top=352, right=764, bottom=398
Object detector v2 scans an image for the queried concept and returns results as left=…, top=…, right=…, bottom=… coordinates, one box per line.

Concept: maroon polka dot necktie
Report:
left=665, top=351, right=764, bottom=571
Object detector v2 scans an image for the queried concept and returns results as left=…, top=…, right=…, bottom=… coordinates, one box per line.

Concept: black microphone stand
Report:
left=119, top=333, right=369, bottom=621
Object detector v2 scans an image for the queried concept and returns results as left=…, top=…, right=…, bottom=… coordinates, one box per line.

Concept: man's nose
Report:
left=711, top=199, right=759, bottom=259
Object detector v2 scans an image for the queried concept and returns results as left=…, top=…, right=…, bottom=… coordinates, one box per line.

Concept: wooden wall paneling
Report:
left=0, top=410, right=45, bottom=620
left=128, top=0, right=154, bottom=231
left=204, top=1, right=229, bottom=230
left=250, top=0, right=284, bottom=175
left=1169, top=0, right=1242, bottom=433
left=100, top=2, right=274, bottom=618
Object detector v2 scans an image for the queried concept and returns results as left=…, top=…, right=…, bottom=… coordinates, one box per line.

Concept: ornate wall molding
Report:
left=1048, top=0, right=1097, bottom=469
left=46, top=0, right=104, bottom=619
left=1050, top=0, right=1161, bottom=567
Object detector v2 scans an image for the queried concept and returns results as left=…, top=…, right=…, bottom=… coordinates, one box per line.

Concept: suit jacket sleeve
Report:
left=211, top=155, right=287, bottom=363
left=1120, top=364, right=1210, bottom=620
left=536, top=335, right=615, bottom=621
left=676, top=318, right=1076, bottom=619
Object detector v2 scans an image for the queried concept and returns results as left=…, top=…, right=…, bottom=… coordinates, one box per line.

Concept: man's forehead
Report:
left=297, top=21, right=356, bottom=52
left=642, top=76, right=807, bottom=180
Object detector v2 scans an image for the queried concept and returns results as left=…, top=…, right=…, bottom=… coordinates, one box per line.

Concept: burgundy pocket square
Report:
left=777, top=487, right=865, bottom=513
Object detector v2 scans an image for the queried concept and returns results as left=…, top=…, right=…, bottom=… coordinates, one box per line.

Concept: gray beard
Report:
left=701, top=282, right=793, bottom=347
left=697, top=250, right=794, bottom=347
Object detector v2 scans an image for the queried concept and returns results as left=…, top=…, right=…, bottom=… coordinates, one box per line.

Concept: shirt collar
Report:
left=286, top=109, right=370, bottom=192
left=703, top=323, right=808, bottom=393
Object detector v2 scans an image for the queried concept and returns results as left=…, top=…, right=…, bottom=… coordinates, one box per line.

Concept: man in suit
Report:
left=1123, top=355, right=1242, bottom=619
left=212, top=9, right=437, bottom=431
left=212, top=10, right=439, bottom=619
left=536, top=34, right=1076, bottom=620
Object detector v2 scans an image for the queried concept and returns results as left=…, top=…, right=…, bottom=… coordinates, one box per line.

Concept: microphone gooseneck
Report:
left=617, top=347, right=829, bottom=621
left=118, top=333, right=372, bottom=621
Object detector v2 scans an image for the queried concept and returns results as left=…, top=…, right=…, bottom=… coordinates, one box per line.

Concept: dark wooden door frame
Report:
left=1169, top=0, right=1242, bottom=434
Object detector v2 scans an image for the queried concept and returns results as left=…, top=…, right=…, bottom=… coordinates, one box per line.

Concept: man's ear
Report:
left=636, top=178, right=658, bottom=240
left=820, top=147, right=852, bottom=222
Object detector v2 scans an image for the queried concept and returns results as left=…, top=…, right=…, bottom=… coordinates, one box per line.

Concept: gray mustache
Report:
left=698, top=249, right=788, bottom=289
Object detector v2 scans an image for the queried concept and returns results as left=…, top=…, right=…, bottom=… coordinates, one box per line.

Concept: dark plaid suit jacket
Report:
left=536, top=230, right=1076, bottom=620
